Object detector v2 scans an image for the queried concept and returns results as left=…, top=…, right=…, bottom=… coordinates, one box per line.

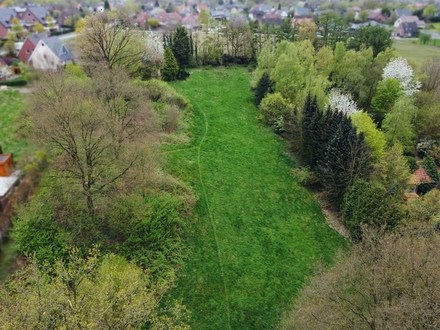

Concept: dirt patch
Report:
left=314, top=192, right=350, bottom=239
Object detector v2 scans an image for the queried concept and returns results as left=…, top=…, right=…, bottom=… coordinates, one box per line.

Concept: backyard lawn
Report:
left=166, top=67, right=346, bottom=329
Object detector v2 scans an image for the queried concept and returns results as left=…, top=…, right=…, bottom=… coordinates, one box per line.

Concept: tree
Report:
left=381, top=7, right=391, bottom=18
left=318, top=115, right=371, bottom=208
left=358, top=10, right=369, bottom=22
left=423, top=4, right=436, bottom=20
left=297, top=20, right=317, bottom=43
left=382, top=57, right=421, bottom=95
left=27, top=69, right=159, bottom=223
left=0, top=250, right=189, bottom=329
left=104, top=0, right=110, bottom=10
left=47, top=16, right=56, bottom=30
left=199, top=8, right=211, bottom=29
left=382, top=96, right=417, bottom=151
left=254, top=71, right=273, bottom=106
left=350, top=111, right=386, bottom=162
left=2, top=0, right=14, bottom=6
left=76, top=10, right=147, bottom=76
left=171, top=25, right=192, bottom=69
left=10, top=17, right=24, bottom=40
left=259, top=92, right=292, bottom=128
left=327, top=90, right=359, bottom=115
left=342, top=179, right=406, bottom=239
left=283, top=228, right=440, bottom=329
left=420, top=32, right=432, bottom=45
left=224, top=18, right=253, bottom=63
left=32, top=22, right=45, bottom=33
left=371, top=78, right=403, bottom=124
left=349, top=25, right=392, bottom=57
left=3, top=36, right=16, bottom=56
left=418, top=156, right=440, bottom=195
left=162, top=47, right=178, bottom=81
left=372, top=144, right=412, bottom=196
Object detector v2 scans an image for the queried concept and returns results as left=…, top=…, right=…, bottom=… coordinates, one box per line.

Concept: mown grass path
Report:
left=166, top=67, right=345, bottom=329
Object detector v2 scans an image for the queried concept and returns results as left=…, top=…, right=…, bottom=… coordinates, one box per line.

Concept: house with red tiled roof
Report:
left=182, top=13, right=199, bottom=29
left=136, top=12, right=150, bottom=27
left=409, top=166, right=432, bottom=185
left=157, top=12, right=182, bottom=28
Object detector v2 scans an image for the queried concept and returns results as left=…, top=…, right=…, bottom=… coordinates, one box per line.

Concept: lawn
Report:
left=0, top=90, right=27, bottom=159
left=166, top=67, right=346, bottom=329
left=393, top=39, right=440, bottom=64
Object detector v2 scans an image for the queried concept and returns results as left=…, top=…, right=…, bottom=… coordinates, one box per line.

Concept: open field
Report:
left=166, top=67, right=346, bottom=329
left=393, top=39, right=440, bottom=64
left=0, top=90, right=27, bottom=158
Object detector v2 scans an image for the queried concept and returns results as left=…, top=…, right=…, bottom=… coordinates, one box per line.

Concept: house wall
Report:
left=30, top=44, right=69, bottom=70
left=22, top=9, right=44, bottom=27
left=0, top=22, right=9, bottom=39
left=18, top=37, right=36, bottom=63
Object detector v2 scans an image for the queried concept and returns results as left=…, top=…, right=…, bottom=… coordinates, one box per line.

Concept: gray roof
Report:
left=27, top=32, right=46, bottom=45
left=0, top=8, right=16, bottom=28
left=395, top=9, right=411, bottom=17
left=27, top=6, right=50, bottom=24
left=294, top=8, right=310, bottom=17
left=40, top=36, right=73, bottom=62
left=401, top=21, right=418, bottom=33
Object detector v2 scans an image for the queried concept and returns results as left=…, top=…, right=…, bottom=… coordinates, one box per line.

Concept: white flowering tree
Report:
left=143, top=31, right=164, bottom=64
left=327, top=89, right=360, bottom=115
left=382, top=57, right=421, bottom=95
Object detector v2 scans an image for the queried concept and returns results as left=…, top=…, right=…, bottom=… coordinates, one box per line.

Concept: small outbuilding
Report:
left=0, top=154, right=13, bottom=177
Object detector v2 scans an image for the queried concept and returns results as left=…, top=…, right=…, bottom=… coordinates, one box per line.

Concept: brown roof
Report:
left=409, top=167, right=432, bottom=185
left=403, top=192, right=420, bottom=201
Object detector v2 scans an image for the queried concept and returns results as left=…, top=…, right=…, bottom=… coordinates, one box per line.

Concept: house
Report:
left=368, top=10, right=387, bottom=23
left=394, top=15, right=425, bottom=29
left=21, top=6, right=57, bottom=32
left=156, top=12, right=182, bottom=28
left=394, top=9, right=412, bottom=18
left=56, top=10, right=71, bottom=27
left=393, top=21, right=419, bottom=38
left=0, top=8, right=16, bottom=39
left=182, top=13, right=199, bottom=29
left=409, top=166, right=432, bottom=185
left=0, top=153, right=20, bottom=213
left=17, top=32, right=46, bottom=63
left=136, top=12, right=150, bottom=27
left=28, top=36, right=73, bottom=70
left=262, top=13, right=283, bottom=26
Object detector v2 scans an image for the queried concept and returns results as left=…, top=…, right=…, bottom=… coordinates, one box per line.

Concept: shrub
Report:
left=259, top=92, right=292, bottom=128
left=0, top=78, right=27, bottom=87
left=416, top=138, right=437, bottom=158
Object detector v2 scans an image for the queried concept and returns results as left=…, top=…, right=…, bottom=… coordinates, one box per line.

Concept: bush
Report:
left=259, top=92, right=292, bottom=128
left=140, top=79, right=189, bottom=110
left=291, top=167, right=318, bottom=186
left=417, top=139, right=437, bottom=158
left=405, top=156, right=419, bottom=172
left=0, top=78, right=27, bottom=87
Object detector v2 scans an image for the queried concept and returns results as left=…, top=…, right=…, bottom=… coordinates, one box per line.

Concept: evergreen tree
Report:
left=318, top=116, right=371, bottom=208
left=283, top=107, right=301, bottom=153
left=301, top=93, right=320, bottom=165
left=104, top=0, right=110, bottom=11
left=171, top=25, right=192, bottom=69
left=254, top=72, right=273, bottom=106
left=162, top=47, right=178, bottom=81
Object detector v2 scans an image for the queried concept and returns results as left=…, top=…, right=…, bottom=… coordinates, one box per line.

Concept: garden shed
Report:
left=0, top=153, right=13, bottom=177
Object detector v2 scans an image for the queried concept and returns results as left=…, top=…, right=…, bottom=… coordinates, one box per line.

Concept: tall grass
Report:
left=166, top=67, right=346, bottom=329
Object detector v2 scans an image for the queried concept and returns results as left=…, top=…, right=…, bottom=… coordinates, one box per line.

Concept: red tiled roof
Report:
left=403, top=192, right=420, bottom=201
left=409, top=167, right=432, bottom=185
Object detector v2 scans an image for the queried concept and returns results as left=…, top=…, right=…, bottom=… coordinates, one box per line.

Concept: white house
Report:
left=28, top=36, right=73, bottom=70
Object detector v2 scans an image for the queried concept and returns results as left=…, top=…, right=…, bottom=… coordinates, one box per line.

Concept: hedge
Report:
left=0, top=79, right=28, bottom=87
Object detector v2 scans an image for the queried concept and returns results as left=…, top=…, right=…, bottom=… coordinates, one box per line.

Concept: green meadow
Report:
left=393, top=39, right=440, bottom=64
left=0, top=90, right=27, bottom=159
left=166, top=67, right=345, bottom=329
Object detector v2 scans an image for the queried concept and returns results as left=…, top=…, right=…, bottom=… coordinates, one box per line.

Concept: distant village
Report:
left=0, top=0, right=439, bottom=72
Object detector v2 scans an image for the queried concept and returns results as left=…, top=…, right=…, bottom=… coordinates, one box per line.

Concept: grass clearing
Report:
left=393, top=39, right=440, bottom=64
left=0, top=90, right=27, bottom=159
left=166, top=67, right=346, bottom=329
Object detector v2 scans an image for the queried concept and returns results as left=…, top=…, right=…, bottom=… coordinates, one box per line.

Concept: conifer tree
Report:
left=301, top=93, right=320, bottom=165
left=254, top=72, right=273, bottom=106
left=104, top=0, right=110, bottom=10
left=171, top=25, right=192, bottom=69
left=283, top=107, right=301, bottom=153
left=162, top=47, right=178, bottom=81
left=318, top=116, right=371, bottom=208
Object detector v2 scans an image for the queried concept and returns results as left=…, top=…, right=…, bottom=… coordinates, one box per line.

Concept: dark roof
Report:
left=395, top=9, right=411, bottom=17
left=27, top=32, right=47, bottom=45
left=401, top=21, right=418, bottom=33
left=27, top=6, right=50, bottom=24
left=294, top=8, right=310, bottom=16
left=39, top=36, right=73, bottom=62
left=0, top=8, right=16, bottom=28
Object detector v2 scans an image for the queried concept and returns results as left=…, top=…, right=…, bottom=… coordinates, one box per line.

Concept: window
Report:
left=26, top=49, right=29, bottom=54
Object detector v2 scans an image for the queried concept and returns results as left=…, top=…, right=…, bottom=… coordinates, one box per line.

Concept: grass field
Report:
left=0, top=90, right=27, bottom=158
left=393, top=39, right=440, bottom=64
left=166, top=67, right=346, bottom=329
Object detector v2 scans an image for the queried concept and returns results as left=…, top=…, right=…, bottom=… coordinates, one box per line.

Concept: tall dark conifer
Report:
left=301, top=93, right=319, bottom=166
left=171, top=25, right=192, bottom=69
left=318, top=115, right=371, bottom=208
left=254, top=72, right=273, bottom=106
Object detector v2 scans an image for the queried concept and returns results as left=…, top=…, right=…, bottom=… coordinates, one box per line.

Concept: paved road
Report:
left=59, top=32, right=76, bottom=40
